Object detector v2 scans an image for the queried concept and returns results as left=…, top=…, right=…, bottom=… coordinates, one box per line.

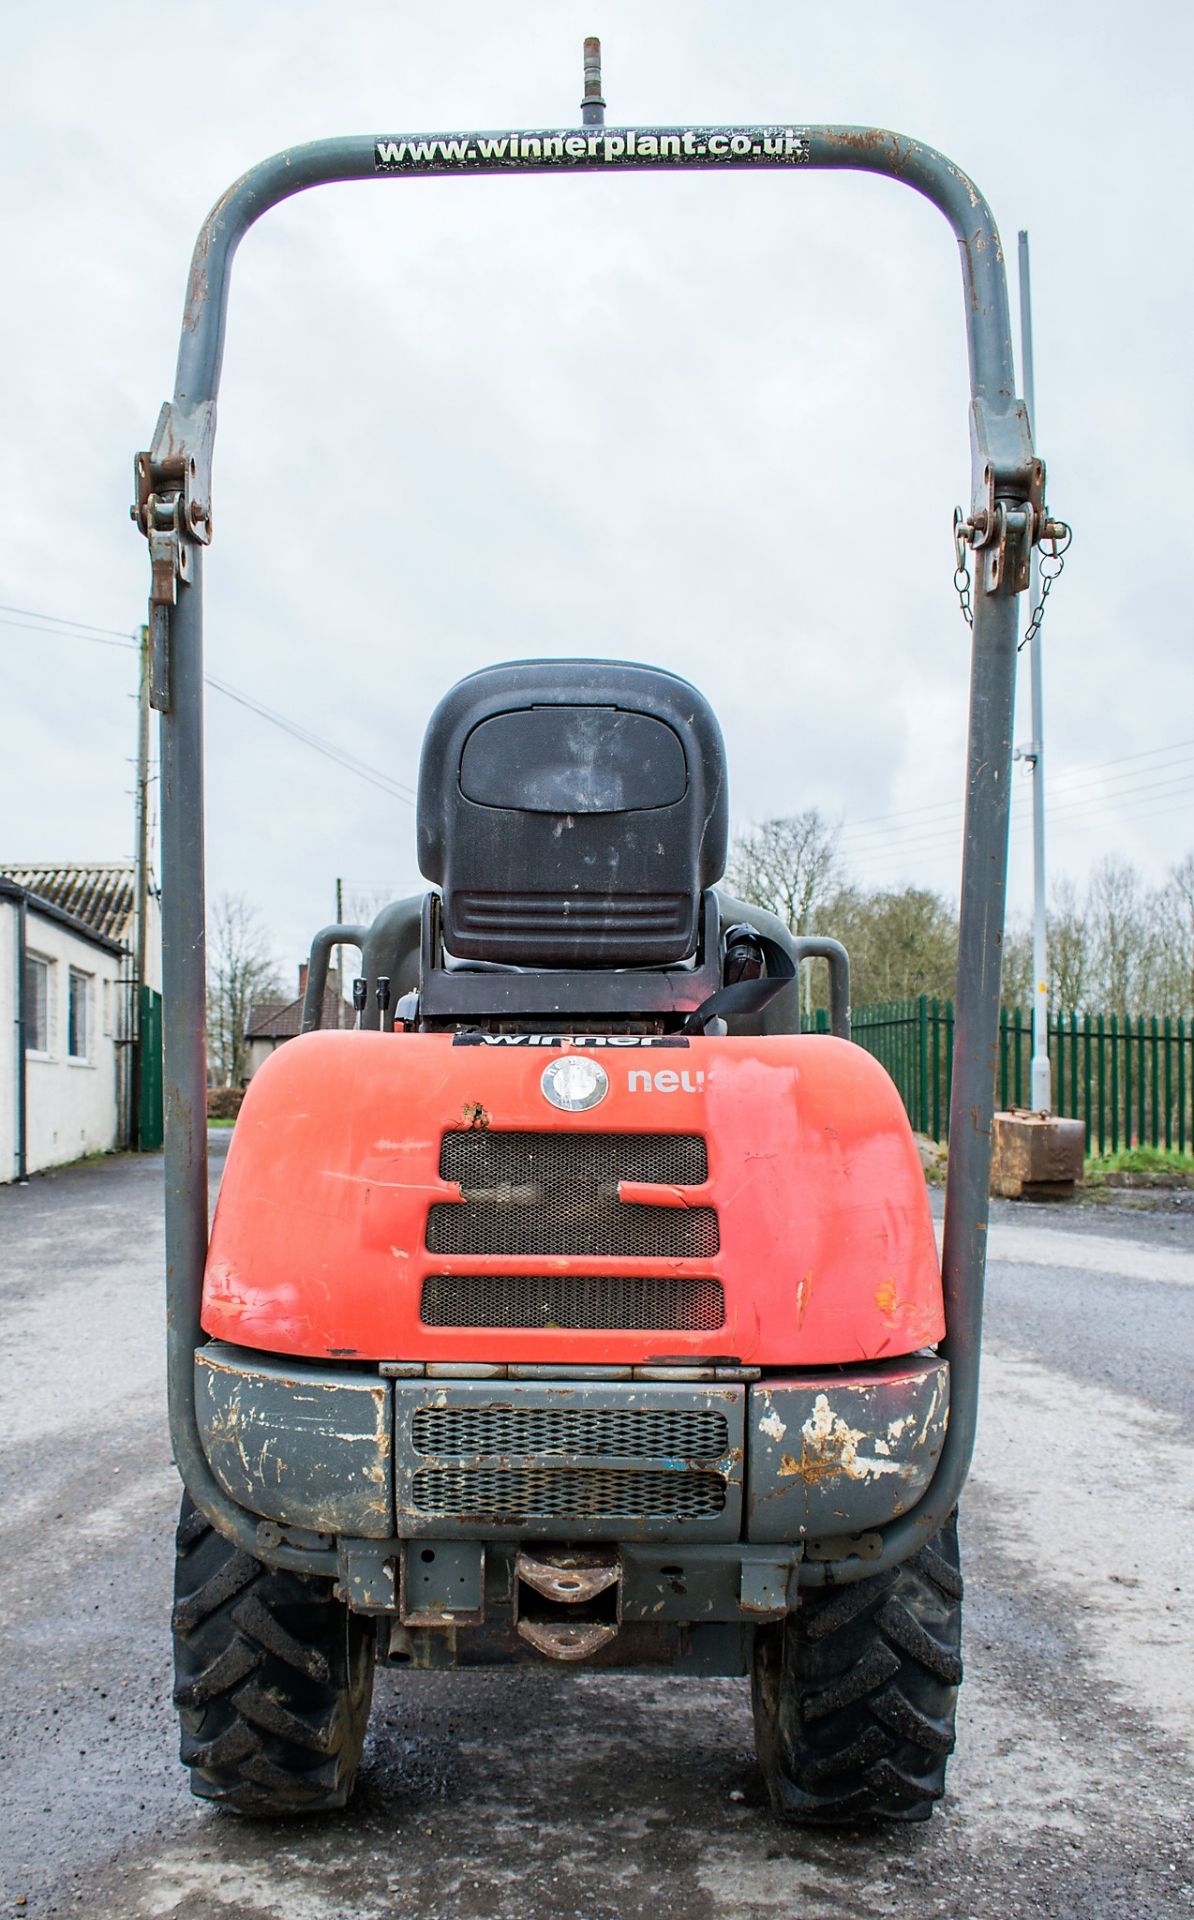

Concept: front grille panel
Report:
left=432, top=1131, right=716, bottom=1260
left=411, top=1403, right=730, bottom=1460
left=419, top=1272, right=725, bottom=1332
left=411, top=1465, right=726, bottom=1521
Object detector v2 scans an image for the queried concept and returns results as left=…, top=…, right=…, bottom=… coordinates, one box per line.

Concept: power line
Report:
left=2, top=600, right=415, bottom=807
left=205, top=676, right=415, bottom=806
left=0, top=601, right=138, bottom=640
left=0, top=614, right=137, bottom=651
left=7, top=595, right=1190, bottom=853
left=841, top=758, right=1194, bottom=865
left=839, top=746, right=1194, bottom=853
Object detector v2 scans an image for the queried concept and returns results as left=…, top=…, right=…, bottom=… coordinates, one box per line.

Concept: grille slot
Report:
left=411, top=1466, right=726, bottom=1521
left=420, top=1272, right=725, bottom=1332
left=412, top=1403, right=730, bottom=1460
left=432, top=1131, right=716, bottom=1261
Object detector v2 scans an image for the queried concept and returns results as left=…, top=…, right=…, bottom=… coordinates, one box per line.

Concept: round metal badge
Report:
left=540, top=1055, right=609, bottom=1112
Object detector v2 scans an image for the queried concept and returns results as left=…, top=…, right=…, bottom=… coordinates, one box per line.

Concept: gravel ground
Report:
left=1, top=1137, right=1191, bottom=1920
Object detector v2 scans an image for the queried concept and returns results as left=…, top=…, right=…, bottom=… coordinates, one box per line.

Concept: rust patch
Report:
left=795, top=1269, right=812, bottom=1328
left=462, top=1101, right=491, bottom=1130
left=779, top=1393, right=909, bottom=1488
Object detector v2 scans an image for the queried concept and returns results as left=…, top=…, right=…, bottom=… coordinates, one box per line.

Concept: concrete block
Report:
left=990, top=1110, right=1085, bottom=1199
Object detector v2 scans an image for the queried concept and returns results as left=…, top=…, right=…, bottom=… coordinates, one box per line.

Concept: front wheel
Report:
left=752, top=1515, right=963, bottom=1825
left=171, top=1492, right=375, bottom=1815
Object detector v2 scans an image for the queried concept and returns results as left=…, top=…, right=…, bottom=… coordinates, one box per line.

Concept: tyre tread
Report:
left=752, top=1514, right=962, bottom=1826
left=171, top=1491, right=373, bottom=1816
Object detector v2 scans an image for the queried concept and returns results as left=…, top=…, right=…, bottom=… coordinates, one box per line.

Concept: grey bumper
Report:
left=196, top=1343, right=948, bottom=1548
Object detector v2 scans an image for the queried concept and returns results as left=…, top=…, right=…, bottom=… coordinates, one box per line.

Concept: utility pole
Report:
left=132, top=623, right=151, bottom=1144
left=335, top=876, right=344, bottom=1013
left=1018, top=231, right=1052, bottom=1113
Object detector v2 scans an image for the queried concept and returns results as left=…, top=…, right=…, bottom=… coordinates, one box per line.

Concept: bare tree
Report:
left=724, top=812, right=844, bottom=1023
left=207, top=893, right=281, bottom=1087
left=1088, top=857, right=1149, bottom=1013
left=1046, top=875, right=1090, bottom=1012
left=343, top=885, right=395, bottom=930
left=725, top=811, right=842, bottom=936
left=821, top=883, right=958, bottom=1007
left=998, top=910, right=1033, bottom=1010
left=1164, top=853, right=1194, bottom=1014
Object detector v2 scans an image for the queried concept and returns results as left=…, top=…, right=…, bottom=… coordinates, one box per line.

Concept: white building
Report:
left=0, top=865, right=161, bottom=1182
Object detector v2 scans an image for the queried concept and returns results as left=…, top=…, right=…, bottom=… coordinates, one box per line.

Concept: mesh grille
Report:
left=440, top=1132, right=708, bottom=1189
left=420, top=1272, right=725, bottom=1332
left=411, top=1466, right=726, bottom=1521
left=411, top=1403, right=730, bottom=1460
left=432, top=1133, right=715, bottom=1260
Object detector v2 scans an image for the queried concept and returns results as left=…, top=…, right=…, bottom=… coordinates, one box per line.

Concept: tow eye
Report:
left=514, top=1548, right=622, bottom=1661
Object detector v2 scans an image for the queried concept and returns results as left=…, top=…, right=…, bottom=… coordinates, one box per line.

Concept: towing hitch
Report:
left=514, top=1548, right=623, bottom=1661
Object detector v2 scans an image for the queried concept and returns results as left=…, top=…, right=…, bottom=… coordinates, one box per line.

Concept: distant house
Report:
left=244, top=964, right=352, bottom=1080
left=0, top=863, right=162, bottom=1181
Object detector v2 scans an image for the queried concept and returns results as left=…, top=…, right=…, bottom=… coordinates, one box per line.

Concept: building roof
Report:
left=1, top=863, right=137, bottom=944
left=0, top=874, right=127, bottom=957
left=246, top=987, right=349, bottom=1040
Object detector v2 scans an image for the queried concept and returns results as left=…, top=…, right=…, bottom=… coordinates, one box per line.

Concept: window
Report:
left=68, top=967, right=92, bottom=1061
left=24, top=953, right=51, bottom=1054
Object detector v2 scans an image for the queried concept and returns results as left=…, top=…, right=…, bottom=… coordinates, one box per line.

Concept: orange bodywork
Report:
left=202, top=1031, right=943, bottom=1366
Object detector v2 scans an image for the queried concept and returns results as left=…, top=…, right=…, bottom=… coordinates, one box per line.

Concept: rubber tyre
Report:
left=751, top=1516, right=963, bottom=1825
left=171, top=1491, right=375, bottom=1815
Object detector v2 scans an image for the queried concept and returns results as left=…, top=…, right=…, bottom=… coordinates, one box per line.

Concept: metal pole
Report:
left=132, top=624, right=151, bottom=1146
left=1018, top=230, right=1051, bottom=1113
left=335, top=874, right=343, bottom=1011
left=15, top=894, right=28, bottom=1183
left=581, top=38, right=606, bottom=127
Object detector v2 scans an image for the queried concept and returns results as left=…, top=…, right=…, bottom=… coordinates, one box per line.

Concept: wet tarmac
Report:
left=1, top=1138, right=1191, bottom=1919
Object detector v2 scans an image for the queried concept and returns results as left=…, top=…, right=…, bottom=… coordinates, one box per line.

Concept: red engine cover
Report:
left=202, top=1031, right=943, bottom=1365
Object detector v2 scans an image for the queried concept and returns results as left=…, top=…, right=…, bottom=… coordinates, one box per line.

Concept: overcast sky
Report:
left=3, top=2, right=1191, bottom=980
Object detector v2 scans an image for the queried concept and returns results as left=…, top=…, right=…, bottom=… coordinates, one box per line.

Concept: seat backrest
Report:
left=417, top=659, right=728, bottom=968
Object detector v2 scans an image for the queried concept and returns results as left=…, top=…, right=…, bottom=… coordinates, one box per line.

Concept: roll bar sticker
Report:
left=375, top=128, right=811, bottom=172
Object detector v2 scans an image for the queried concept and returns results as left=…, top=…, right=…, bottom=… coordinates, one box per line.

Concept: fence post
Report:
left=945, top=1001, right=955, bottom=1141
left=1083, top=1013, right=1093, bottom=1150
left=1180, top=1016, right=1188, bottom=1156
left=917, top=995, right=929, bottom=1135
left=1096, top=1013, right=1106, bottom=1155
left=1056, top=1013, right=1066, bottom=1125
left=999, top=1007, right=1009, bottom=1111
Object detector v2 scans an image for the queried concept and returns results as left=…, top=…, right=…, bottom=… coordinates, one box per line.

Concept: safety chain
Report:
left=1018, top=520, right=1071, bottom=652
left=952, top=507, right=974, bottom=629
left=951, top=507, right=1071, bottom=646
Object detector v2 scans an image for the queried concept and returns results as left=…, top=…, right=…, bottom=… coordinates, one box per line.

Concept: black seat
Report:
left=417, top=660, right=729, bottom=970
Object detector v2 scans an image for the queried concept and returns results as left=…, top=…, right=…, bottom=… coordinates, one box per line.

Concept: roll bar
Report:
left=136, top=81, right=1056, bottom=1583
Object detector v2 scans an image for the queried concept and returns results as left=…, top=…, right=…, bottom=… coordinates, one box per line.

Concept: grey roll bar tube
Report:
left=791, top=937, right=851, bottom=1042
left=300, top=924, right=368, bottom=1034
left=142, top=121, right=1043, bottom=1582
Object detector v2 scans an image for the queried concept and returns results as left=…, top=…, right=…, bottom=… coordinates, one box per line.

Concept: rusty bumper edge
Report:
left=746, top=1359, right=950, bottom=1545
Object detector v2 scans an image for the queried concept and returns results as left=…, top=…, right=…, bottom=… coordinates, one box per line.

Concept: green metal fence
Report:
left=850, top=997, right=1194, bottom=1153
left=137, top=985, right=164, bottom=1151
